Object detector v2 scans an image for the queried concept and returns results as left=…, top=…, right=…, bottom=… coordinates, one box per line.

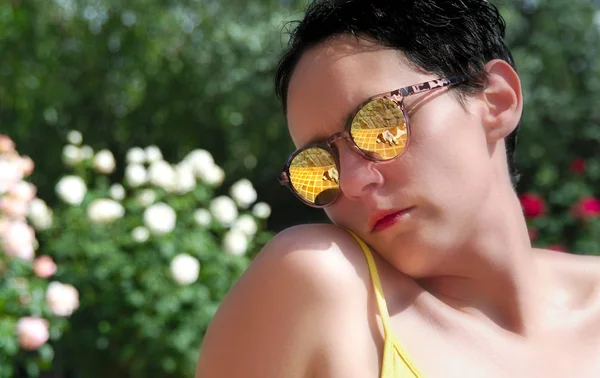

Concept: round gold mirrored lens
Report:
left=350, top=98, right=408, bottom=160
left=289, top=147, right=339, bottom=206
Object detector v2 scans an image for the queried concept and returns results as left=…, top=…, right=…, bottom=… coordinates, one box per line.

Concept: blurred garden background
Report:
left=0, top=0, right=599, bottom=377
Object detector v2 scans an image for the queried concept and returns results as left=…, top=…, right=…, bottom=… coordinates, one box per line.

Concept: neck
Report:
left=417, top=189, right=548, bottom=336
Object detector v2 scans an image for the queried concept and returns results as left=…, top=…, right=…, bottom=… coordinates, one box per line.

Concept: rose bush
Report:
left=518, top=156, right=600, bottom=253
left=0, top=135, right=78, bottom=378
left=34, top=132, right=273, bottom=378
left=499, top=0, right=600, bottom=256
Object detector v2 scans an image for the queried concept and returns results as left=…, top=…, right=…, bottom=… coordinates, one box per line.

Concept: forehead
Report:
left=286, top=35, right=430, bottom=148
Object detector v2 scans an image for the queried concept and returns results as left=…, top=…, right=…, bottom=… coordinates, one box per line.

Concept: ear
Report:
left=479, top=59, right=523, bottom=144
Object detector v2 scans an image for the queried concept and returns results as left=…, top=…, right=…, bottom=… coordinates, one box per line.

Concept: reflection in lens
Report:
left=289, top=147, right=339, bottom=206
left=350, top=98, right=408, bottom=160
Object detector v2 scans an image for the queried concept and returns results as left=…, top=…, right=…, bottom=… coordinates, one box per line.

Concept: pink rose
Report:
left=16, top=316, right=49, bottom=351
left=572, top=196, right=600, bottom=220
left=0, top=158, right=23, bottom=195
left=1, top=221, right=35, bottom=260
left=19, top=156, right=35, bottom=177
left=33, top=255, right=57, bottom=278
left=0, top=196, right=29, bottom=219
left=0, top=135, right=15, bottom=154
left=519, top=193, right=546, bottom=219
left=8, top=181, right=37, bottom=202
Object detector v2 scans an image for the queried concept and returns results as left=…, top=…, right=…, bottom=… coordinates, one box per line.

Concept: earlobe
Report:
left=480, top=59, right=523, bottom=144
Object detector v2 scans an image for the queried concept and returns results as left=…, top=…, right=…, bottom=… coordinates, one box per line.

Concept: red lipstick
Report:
left=369, top=207, right=414, bottom=232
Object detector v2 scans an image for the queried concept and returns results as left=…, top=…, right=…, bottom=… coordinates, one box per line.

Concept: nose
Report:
left=335, top=139, right=385, bottom=200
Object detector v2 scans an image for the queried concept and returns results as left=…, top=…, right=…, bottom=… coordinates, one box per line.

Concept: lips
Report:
left=369, top=207, right=414, bottom=232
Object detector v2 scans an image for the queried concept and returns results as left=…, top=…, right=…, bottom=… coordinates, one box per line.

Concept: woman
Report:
left=196, top=1, right=600, bottom=377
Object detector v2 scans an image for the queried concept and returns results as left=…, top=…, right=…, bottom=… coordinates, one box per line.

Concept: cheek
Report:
left=407, top=106, right=493, bottom=206
left=415, top=99, right=489, bottom=168
left=324, top=204, right=355, bottom=226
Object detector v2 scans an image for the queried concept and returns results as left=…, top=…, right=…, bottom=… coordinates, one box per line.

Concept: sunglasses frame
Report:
left=279, top=75, right=468, bottom=208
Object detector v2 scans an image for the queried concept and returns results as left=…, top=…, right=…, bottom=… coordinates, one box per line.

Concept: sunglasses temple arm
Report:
left=397, top=75, right=469, bottom=98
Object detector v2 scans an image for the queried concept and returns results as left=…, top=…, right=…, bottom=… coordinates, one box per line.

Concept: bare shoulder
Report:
left=536, top=248, right=600, bottom=310
left=253, top=223, right=370, bottom=280
left=195, top=224, right=371, bottom=378
left=537, top=247, right=600, bottom=279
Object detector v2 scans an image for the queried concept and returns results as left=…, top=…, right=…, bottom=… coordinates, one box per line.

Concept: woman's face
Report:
left=285, top=36, right=507, bottom=277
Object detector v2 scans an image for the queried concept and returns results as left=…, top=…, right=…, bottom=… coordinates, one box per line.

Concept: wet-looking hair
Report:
left=275, top=0, right=520, bottom=182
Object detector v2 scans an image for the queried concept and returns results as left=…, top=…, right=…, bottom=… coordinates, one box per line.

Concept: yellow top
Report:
left=346, top=229, right=424, bottom=378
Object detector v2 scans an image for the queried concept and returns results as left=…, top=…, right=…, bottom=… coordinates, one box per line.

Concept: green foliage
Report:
left=0, top=0, right=300, bottom=203
left=36, top=136, right=272, bottom=378
left=497, top=0, right=600, bottom=252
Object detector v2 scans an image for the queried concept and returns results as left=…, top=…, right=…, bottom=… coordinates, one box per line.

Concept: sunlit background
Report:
left=1, top=0, right=599, bottom=377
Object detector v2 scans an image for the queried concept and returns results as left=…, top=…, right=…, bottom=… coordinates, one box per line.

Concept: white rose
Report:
left=1, top=221, right=35, bottom=260
left=184, top=148, right=215, bottom=166
left=144, top=145, right=163, bottom=163
left=199, top=164, right=225, bottom=187
left=184, top=149, right=214, bottom=176
left=80, top=145, right=94, bottom=159
left=93, top=149, right=116, bottom=174
left=62, top=145, right=83, bottom=166
left=136, top=189, right=156, bottom=207
left=252, top=202, right=271, bottom=219
left=125, top=164, right=147, bottom=187
left=87, top=199, right=125, bottom=224
left=185, top=148, right=214, bottom=165
left=148, top=160, right=176, bottom=191
left=222, top=230, right=248, bottom=256
left=131, top=226, right=150, bottom=243
left=232, top=214, right=257, bottom=237
left=16, top=317, right=49, bottom=351
left=143, top=202, right=176, bottom=234
left=170, top=253, right=200, bottom=285
left=193, top=208, right=211, bottom=227
left=46, top=281, right=79, bottom=317
left=0, top=159, right=23, bottom=194
left=126, top=147, right=146, bottom=164
left=66, top=130, right=83, bottom=145
left=55, top=175, right=87, bottom=205
left=109, top=183, right=126, bottom=201
left=28, top=198, right=53, bottom=230
left=209, top=196, right=238, bottom=227
left=174, top=163, right=196, bottom=194
left=230, top=179, right=257, bottom=209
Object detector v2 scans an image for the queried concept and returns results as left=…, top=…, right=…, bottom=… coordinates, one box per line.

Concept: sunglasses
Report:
left=278, top=75, right=468, bottom=208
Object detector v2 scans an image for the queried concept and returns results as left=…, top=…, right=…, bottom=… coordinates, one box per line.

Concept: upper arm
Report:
left=195, top=224, right=364, bottom=378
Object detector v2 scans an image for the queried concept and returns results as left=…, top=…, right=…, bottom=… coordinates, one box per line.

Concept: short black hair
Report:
left=275, top=0, right=520, bottom=182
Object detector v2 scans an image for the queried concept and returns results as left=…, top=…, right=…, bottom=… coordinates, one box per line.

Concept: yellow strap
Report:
left=345, top=229, right=392, bottom=337
left=345, top=228, right=425, bottom=378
